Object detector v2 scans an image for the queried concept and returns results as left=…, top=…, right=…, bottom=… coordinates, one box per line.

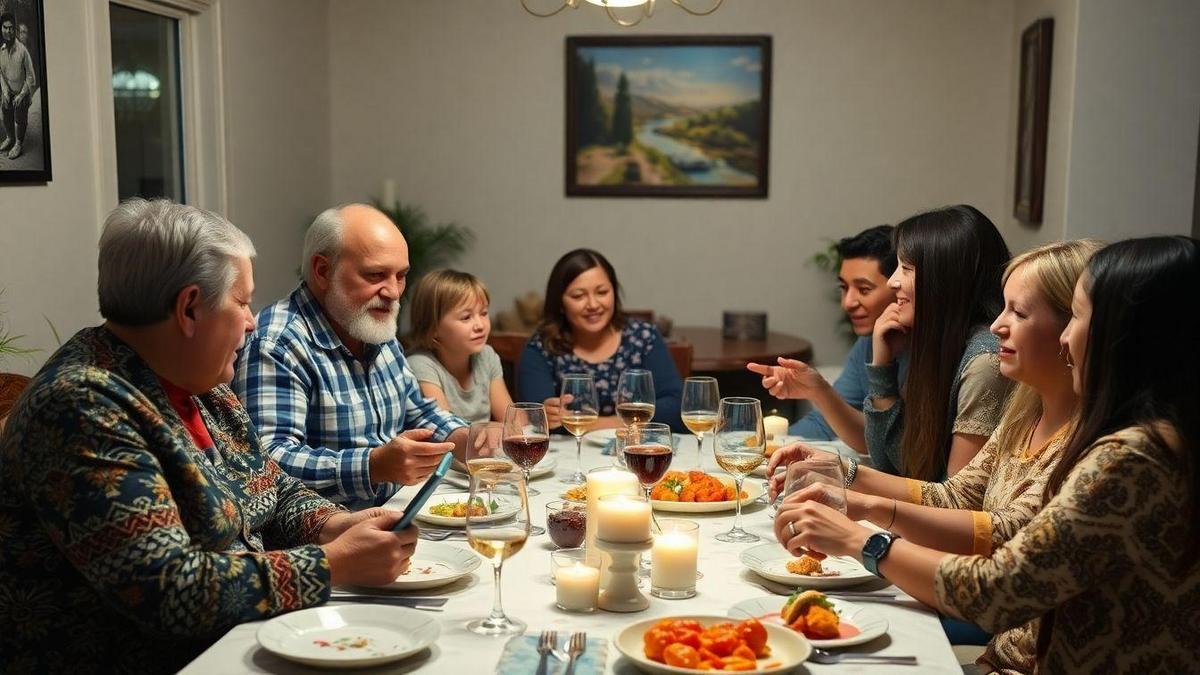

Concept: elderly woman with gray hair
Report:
left=0, top=199, right=419, bottom=673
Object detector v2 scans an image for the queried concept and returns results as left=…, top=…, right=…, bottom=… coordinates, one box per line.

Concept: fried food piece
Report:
left=786, top=555, right=824, bottom=575
left=803, top=605, right=840, bottom=639
left=664, top=644, right=701, bottom=669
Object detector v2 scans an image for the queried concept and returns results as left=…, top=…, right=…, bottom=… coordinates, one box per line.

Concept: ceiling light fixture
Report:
left=521, top=0, right=723, bottom=28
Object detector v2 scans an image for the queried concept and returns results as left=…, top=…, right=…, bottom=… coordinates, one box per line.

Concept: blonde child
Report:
left=407, top=270, right=513, bottom=422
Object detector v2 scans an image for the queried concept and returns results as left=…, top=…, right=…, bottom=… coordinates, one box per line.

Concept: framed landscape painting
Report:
left=566, top=35, right=771, bottom=198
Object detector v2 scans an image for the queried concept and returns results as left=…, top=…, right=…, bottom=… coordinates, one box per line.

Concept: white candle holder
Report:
left=651, top=519, right=700, bottom=599
left=595, top=536, right=653, bottom=613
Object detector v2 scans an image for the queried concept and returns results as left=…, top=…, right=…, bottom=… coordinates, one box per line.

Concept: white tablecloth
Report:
left=182, top=438, right=961, bottom=673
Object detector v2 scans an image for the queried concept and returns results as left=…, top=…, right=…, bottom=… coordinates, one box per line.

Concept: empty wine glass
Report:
left=783, top=457, right=847, bottom=513
left=616, top=369, right=655, bottom=427
left=713, top=397, right=765, bottom=543
left=559, top=374, right=598, bottom=484
left=465, top=468, right=530, bottom=636
left=681, top=376, right=719, bottom=469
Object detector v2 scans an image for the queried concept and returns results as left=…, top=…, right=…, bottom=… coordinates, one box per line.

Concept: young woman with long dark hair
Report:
left=866, top=205, right=1014, bottom=478
left=775, top=236, right=1200, bottom=673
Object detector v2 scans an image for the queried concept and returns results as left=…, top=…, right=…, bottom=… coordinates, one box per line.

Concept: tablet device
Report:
left=393, top=451, right=455, bottom=531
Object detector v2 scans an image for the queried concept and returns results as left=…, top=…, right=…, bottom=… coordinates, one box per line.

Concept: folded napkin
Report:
left=601, top=435, right=682, bottom=456
left=496, top=634, right=607, bottom=674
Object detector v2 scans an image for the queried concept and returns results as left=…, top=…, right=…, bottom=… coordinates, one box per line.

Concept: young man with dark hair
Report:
left=0, top=11, right=37, bottom=160
left=749, top=224, right=903, bottom=448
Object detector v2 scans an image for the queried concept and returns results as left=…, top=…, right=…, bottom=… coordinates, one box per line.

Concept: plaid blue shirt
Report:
left=233, top=284, right=466, bottom=509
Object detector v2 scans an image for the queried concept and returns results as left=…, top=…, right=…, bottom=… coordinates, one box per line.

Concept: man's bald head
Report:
left=302, top=203, right=407, bottom=285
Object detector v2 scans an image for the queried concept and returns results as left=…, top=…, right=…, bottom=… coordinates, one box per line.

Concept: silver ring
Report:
left=787, top=520, right=797, bottom=537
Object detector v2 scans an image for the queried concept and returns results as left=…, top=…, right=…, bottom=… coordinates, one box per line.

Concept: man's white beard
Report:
left=326, top=280, right=399, bottom=345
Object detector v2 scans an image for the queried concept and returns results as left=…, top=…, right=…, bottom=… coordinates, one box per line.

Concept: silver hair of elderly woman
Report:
left=97, top=198, right=256, bottom=326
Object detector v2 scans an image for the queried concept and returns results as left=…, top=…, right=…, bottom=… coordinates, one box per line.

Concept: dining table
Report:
left=182, top=437, right=962, bottom=674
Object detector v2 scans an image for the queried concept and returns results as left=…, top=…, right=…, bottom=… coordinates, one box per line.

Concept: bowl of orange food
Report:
left=614, top=616, right=810, bottom=674
left=648, top=471, right=765, bottom=513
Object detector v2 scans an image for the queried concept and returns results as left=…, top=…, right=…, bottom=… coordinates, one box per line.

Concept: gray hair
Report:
left=98, top=198, right=256, bottom=326
left=301, top=205, right=348, bottom=285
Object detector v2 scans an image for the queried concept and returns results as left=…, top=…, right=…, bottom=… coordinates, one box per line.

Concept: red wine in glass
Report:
left=624, top=443, right=673, bottom=485
left=503, top=435, right=549, bottom=470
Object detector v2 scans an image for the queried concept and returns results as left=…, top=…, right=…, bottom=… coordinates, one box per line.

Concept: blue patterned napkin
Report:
left=601, top=435, right=683, bottom=456
left=496, top=634, right=607, bottom=674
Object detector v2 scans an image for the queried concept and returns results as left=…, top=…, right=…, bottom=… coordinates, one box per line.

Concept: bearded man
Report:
left=234, top=203, right=468, bottom=508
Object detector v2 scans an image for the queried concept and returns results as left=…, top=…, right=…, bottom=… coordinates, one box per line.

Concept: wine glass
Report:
left=611, top=425, right=632, bottom=470
left=623, top=422, right=673, bottom=516
left=616, top=369, right=655, bottom=427
left=559, top=374, right=599, bottom=484
left=502, top=402, right=549, bottom=498
left=681, top=376, right=719, bottom=469
left=783, top=457, right=847, bottom=513
left=466, top=421, right=512, bottom=475
left=714, top=397, right=765, bottom=543
left=466, top=468, right=530, bottom=636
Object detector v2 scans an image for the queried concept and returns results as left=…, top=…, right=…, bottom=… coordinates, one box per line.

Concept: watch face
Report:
left=864, top=532, right=893, bottom=557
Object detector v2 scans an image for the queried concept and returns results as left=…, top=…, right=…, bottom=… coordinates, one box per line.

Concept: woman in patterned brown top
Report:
left=0, top=200, right=422, bottom=674
left=775, top=236, right=1200, bottom=674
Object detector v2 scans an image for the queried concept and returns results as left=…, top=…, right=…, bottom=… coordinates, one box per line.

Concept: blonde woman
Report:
left=772, top=239, right=1102, bottom=673
left=407, top=269, right=513, bottom=423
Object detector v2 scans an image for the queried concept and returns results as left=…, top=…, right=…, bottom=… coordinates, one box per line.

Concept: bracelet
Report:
left=885, top=498, right=898, bottom=530
left=843, top=457, right=858, bottom=488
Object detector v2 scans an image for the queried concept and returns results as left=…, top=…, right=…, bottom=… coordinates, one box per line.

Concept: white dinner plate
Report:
left=414, top=491, right=522, bottom=527
left=613, top=614, right=811, bottom=674
left=740, top=543, right=876, bottom=589
left=652, top=474, right=765, bottom=513
left=585, top=428, right=618, bottom=447
left=376, top=542, right=480, bottom=590
left=449, top=455, right=557, bottom=480
left=256, top=605, right=439, bottom=668
left=729, top=595, right=889, bottom=649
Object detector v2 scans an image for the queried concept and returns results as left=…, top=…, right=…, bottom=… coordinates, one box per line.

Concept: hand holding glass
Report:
left=559, top=374, right=598, bottom=485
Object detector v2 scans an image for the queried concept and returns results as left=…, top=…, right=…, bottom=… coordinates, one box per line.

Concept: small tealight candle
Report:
left=651, top=519, right=700, bottom=599
left=596, top=494, right=651, bottom=543
left=552, top=549, right=600, bottom=612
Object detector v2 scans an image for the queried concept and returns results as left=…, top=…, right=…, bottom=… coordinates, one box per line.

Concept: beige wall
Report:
left=0, top=0, right=332, bottom=376
left=327, top=0, right=1015, bottom=366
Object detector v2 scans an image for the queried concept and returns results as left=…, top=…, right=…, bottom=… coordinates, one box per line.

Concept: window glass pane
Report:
left=110, top=4, right=184, bottom=201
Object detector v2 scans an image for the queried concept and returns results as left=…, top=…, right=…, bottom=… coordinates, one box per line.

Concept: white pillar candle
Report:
left=555, top=562, right=600, bottom=612
left=596, top=495, right=651, bottom=543
left=764, top=414, right=789, bottom=455
left=586, top=468, right=639, bottom=547
left=651, top=530, right=699, bottom=590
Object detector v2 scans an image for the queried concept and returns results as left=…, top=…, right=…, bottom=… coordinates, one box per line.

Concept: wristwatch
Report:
left=861, top=531, right=900, bottom=578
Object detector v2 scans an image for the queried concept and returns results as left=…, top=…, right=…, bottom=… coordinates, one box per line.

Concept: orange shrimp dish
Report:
left=643, top=618, right=771, bottom=671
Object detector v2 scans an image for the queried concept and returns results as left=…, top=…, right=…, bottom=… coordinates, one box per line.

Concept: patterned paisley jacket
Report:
left=0, top=327, right=343, bottom=673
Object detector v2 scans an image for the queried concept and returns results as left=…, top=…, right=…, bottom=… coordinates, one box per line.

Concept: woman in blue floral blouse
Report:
left=518, top=248, right=683, bottom=432
left=0, top=200, right=420, bottom=674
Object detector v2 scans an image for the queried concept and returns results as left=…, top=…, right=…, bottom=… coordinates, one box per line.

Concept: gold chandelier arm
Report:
left=671, top=0, right=723, bottom=16
left=521, top=0, right=579, bottom=18
left=604, top=2, right=649, bottom=27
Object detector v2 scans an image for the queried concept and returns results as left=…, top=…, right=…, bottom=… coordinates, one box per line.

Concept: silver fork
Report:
left=535, top=630, right=557, bottom=675
left=564, top=631, right=586, bottom=675
left=809, top=647, right=917, bottom=665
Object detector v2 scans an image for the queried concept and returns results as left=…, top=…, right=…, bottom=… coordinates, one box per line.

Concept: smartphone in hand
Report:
left=393, top=451, right=455, bottom=531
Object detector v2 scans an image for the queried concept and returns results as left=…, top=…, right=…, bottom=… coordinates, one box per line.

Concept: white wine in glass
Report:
left=714, top=397, right=765, bottom=544
left=616, top=369, right=655, bottom=426
left=681, top=376, right=719, bottom=469
left=560, top=374, right=599, bottom=484
left=466, top=421, right=514, bottom=475
left=466, top=468, right=530, bottom=636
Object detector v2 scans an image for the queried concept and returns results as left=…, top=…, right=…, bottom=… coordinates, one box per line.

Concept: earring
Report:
left=1059, top=344, right=1074, bottom=368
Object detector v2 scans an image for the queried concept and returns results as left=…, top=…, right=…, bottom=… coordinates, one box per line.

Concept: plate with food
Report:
left=372, top=542, right=481, bottom=591
left=649, top=471, right=765, bottom=513
left=730, top=592, right=888, bottom=649
left=585, top=428, right=618, bottom=447
left=740, top=544, right=876, bottom=588
left=414, top=492, right=521, bottom=528
left=256, top=605, right=439, bottom=668
left=614, top=615, right=810, bottom=674
left=561, top=484, right=588, bottom=503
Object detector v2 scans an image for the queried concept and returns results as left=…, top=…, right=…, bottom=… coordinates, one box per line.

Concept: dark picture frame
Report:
left=566, top=35, right=771, bottom=198
left=1014, top=18, right=1053, bottom=223
left=0, top=0, right=51, bottom=184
